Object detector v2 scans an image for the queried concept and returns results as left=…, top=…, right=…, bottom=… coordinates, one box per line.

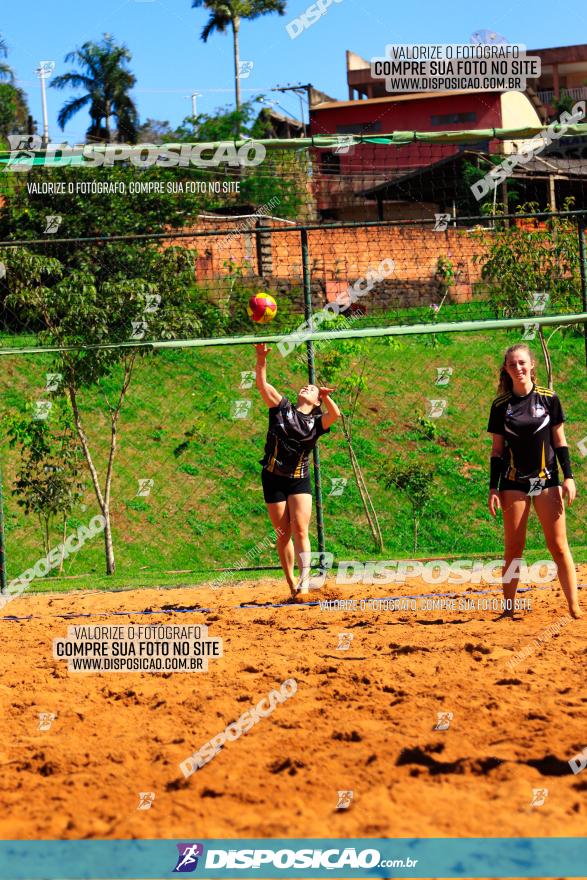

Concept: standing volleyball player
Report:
left=255, top=343, right=340, bottom=598
left=487, top=343, right=581, bottom=618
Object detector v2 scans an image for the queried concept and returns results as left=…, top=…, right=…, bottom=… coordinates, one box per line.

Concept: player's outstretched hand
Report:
left=488, top=489, right=501, bottom=517
left=562, top=478, right=577, bottom=506
left=255, top=343, right=270, bottom=358
left=318, top=385, right=336, bottom=399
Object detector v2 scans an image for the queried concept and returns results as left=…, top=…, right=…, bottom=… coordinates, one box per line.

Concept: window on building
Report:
left=335, top=122, right=383, bottom=134
left=431, top=112, right=477, bottom=126
left=321, top=152, right=341, bottom=175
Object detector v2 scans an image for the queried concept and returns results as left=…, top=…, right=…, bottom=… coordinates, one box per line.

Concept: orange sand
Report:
left=0, top=570, right=586, bottom=846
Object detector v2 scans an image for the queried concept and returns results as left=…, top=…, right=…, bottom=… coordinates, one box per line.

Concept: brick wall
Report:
left=169, top=220, right=491, bottom=309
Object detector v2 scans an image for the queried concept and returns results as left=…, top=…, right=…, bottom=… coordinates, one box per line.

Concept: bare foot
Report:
left=569, top=604, right=583, bottom=619
left=296, top=576, right=310, bottom=596
left=495, top=609, right=516, bottom=621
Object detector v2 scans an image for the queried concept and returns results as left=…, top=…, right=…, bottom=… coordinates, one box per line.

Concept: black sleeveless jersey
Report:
left=487, top=384, right=565, bottom=482
left=260, top=396, right=330, bottom=479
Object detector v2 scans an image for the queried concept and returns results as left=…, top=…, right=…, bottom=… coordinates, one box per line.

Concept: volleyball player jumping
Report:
left=255, top=343, right=340, bottom=598
left=487, top=343, right=582, bottom=619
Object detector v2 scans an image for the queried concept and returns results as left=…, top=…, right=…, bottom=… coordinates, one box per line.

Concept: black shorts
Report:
left=261, top=468, right=312, bottom=504
left=499, top=475, right=560, bottom=495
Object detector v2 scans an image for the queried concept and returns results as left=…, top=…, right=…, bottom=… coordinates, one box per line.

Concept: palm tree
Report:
left=192, top=1, right=286, bottom=133
left=51, top=34, right=138, bottom=143
left=0, top=35, right=15, bottom=83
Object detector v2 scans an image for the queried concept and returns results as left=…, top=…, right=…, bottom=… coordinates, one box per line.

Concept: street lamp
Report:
left=187, top=92, right=203, bottom=119
left=35, top=61, right=55, bottom=147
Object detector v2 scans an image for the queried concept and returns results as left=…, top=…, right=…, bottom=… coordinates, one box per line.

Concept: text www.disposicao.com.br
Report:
left=69, top=657, right=202, bottom=671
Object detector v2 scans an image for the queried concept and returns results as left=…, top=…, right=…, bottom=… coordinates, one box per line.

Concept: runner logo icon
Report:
left=173, top=843, right=204, bottom=872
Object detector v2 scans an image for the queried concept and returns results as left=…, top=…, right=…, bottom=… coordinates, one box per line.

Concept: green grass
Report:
left=1, top=321, right=586, bottom=592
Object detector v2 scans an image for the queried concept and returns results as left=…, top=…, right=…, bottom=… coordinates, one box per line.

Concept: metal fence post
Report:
left=578, top=221, right=587, bottom=371
left=300, top=228, right=327, bottom=573
left=0, top=465, right=6, bottom=594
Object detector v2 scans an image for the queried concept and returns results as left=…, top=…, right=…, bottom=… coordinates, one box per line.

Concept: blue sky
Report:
left=2, top=0, right=584, bottom=142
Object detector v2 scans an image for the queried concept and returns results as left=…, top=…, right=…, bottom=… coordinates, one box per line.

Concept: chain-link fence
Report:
left=2, top=209, right=587, bottom=339
left=0, top=214, right=586, bottom=589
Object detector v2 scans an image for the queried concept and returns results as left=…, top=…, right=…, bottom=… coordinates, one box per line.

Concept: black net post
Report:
left=300, top=227, right=327, bottom=573
left=0, top=464, right=6, bottom=594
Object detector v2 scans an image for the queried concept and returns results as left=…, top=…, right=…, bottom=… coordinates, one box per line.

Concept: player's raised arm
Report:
left=255, top=343, right=282, bottom=408
left=319, top=387, right=341, bottom=430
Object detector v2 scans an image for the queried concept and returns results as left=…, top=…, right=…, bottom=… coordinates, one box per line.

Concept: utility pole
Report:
left=35, top=61, right=55, bottom=147
left=272, top=83, right=313, bottom=137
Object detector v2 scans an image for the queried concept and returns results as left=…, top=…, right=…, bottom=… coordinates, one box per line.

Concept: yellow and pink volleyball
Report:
left=247, top=293, right=277, bottom=324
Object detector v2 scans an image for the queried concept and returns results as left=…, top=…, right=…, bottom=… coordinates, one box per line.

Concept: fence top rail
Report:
left=1, top=209, right=586, bottom=249
left=2, top=123, right=587, bottom=159
left=1, top=313, right=585, bottom=357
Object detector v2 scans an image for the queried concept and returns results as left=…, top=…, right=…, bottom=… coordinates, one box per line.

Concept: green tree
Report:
left=136, top=118, right=177, bottom=144
left=474, top=199, right=582, bottom=387
left=2, top=246, right=203, bottom=575
left=0, top=35, right=30, bottom=142
left=175, top=101, right=260, bottom=142
left=0, top=35, right=14, bottom=83
left=383, top=460, right=435, bottom=553
left=462, top=155, right=523, bottom=212
left=0, top=163, right=207, bottom=242
left=191, top=1, right=287, bottom=132
left=168, top=100, right=306, bottom=217
left=6, top=398, right=84, bottom=569
left=51, top=34, right=138, bottom=143
left=552, top=91, right=576, bottom=118
left=0, top=233, right=203, bottom=575
left=435, top=256, right=459, bottom=308
left=0, top=83, right=31, bottom=138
